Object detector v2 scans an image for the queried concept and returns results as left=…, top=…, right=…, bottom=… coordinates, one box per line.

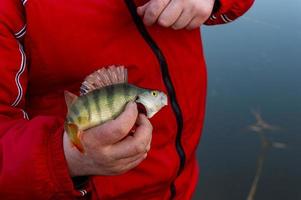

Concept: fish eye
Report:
left=151, top=91, right=158, bottom=97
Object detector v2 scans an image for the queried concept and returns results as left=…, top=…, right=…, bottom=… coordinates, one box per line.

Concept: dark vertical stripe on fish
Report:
left=82, top=96, right=91, bottom=121
left=70, top=104, right=81, bottom=124
left=123, top=84, right=130, bottom=99
left=92, top=90, right=101, bottom=114
left=106, top=85, right=115, bottom=114
left=70, top=105, right=80, bottom=117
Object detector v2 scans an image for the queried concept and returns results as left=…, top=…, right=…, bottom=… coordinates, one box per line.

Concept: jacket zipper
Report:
left=124, top=0, right=186, bottom=199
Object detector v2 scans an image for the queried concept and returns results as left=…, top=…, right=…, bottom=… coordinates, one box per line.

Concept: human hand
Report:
left=63, top=102, right=153, bottom=176
left=137, top=0, right=215, bottom=30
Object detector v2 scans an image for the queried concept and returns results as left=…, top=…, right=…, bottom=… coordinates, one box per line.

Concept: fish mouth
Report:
left=161, top=93, right=168, bottom=106
left=137, top=102, right=147, bottom=116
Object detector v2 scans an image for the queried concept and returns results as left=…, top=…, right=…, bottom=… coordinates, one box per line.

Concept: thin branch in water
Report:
left=246, top=135, right=269, bottom=200
left=246, top=109, right=286, bottom=200
left=248, top=109, right=280, bottom=133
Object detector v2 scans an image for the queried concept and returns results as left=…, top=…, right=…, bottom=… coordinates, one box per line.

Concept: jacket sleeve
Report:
left=0, top=1, right=87, bottom=199
left=205, top=0, right=255, bottom=25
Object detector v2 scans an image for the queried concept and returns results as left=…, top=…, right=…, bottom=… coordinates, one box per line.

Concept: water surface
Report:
left=194, top=0, right=301, bottom=199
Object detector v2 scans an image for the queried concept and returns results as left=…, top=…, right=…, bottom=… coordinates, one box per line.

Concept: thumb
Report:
left=92, top=101, right=138, bottom=144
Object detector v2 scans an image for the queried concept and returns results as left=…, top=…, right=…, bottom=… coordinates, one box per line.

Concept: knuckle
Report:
left=158, top=17, right=170, bottom=27
left=135, top=143, right=146, bottom=154
left=191, top=2, right=202, bottom=12
left=146, top=143, right=151, bottom=152
left=202, top=6, right=212, bottom=16
left=147, top=4, right=160, bottom=18
left=191, top=3, right=211, bottom=18
left=143, top=153, right=148, bottom=159
left=146, top=10, right=156, bottom=19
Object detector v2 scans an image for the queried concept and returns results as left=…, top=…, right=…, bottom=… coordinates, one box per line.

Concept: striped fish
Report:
left=64, top=66, right=167, bottom=153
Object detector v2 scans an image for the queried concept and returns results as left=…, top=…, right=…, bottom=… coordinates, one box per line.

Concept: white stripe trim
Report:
left=11, top=43, right=26, bottom=107
left=23, top=0, right=28, bottom=5
left=16, top=30, right=26, bottom=39
left=221, top=14, right=232, bottom=23
left=223, top=14, right=233, bottom=22
left=220, top=15, right=228, bottom=23
left=79, top=189, right=87, bottom=196
left=209, top=15, right=217, bottom=21
left=14, top=25, right=26, bottom=37
left=21, top=109, right=29, bottom=120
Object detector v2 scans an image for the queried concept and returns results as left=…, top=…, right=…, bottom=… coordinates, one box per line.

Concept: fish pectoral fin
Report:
left=65, top=123, right=85, bottom=153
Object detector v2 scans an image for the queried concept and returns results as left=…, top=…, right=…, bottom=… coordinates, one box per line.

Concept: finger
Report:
left=110, top=114, right=152, bottom=159
left=143, top=0, right=170, bottom=26
left=101, top=152, right=147, bottom=176
left=157, top=0, right=183, bottom=27
left=118, top=152, right=148, bottom=166
left=92, top=101, right=138, bottom=144
left=172, top=9, right=194, bottom=30
left=119, top=153, right=148, bottom=173
left=186, top=16, right=204, bottom=30
left=137, top=2, right=150, bottom=16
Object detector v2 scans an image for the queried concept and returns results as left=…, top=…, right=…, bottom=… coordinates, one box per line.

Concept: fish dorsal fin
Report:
left=64, top=90, right=78, bottom=110
left=80, top=65, right=128, bottom=96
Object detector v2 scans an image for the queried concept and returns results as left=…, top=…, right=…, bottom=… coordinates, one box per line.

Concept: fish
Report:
left=64, top=65, right=168, bottom=153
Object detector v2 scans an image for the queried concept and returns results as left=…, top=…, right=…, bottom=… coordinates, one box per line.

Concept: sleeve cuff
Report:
left=47, top=118, right=91, bottom=198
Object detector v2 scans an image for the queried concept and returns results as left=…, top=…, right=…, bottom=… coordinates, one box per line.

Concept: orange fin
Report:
left=64, top=123, right=85, bottom=153
left=80, top=65, right=128, bottom=95
left=64, top=91, right=78, bottom=110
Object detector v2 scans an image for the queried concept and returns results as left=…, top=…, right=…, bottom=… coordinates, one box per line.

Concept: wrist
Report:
left=63, top=132, right=87, bottom=177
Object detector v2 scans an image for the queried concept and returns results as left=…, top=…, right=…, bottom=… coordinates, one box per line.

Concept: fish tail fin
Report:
left=64, top=90, right=78, bottom=110
left=65, top=123, right=85, bottom=153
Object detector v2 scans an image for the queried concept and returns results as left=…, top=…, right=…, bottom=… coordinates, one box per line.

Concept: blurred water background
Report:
left=194, top=0, right=301, bottom=199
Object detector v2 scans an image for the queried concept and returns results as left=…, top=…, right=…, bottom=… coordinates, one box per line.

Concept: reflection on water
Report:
left=194, top=0, right=301, bottom=199
left=248, top=109, right=280, bottom=133
left=247, top=110, right=286, bottom=200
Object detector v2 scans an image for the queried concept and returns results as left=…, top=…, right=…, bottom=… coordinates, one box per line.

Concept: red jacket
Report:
left=0, top=0, right=254, bottom=199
